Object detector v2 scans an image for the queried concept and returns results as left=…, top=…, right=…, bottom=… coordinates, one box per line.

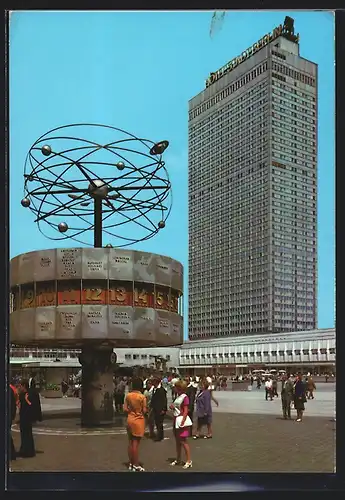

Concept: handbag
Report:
left=175, top=415, right=193, bottom=429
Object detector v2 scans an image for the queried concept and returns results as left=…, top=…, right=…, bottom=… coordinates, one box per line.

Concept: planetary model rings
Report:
left=21, top=123, right=172, bottom=247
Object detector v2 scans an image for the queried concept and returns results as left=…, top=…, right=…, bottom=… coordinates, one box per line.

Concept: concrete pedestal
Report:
left=80, top=347, right=115, bottom=427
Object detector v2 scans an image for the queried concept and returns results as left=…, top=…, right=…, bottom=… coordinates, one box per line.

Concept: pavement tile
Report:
left=10, top=412, right=335, bottom=473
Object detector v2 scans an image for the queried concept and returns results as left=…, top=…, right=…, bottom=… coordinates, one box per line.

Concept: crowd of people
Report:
left=9, top=372, right=220, bottom=470
left=259, top=373, right=317, bottom=422
left=8, top=370, right=325, bottom=469
left=123, top=374, right=219, bottom=471
left=112, top=371, right=319, bottom=470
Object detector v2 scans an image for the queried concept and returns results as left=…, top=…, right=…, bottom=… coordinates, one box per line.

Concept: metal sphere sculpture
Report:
left=21, top=124, right=172, bottom=247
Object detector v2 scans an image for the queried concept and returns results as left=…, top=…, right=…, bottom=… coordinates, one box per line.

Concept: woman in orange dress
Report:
left=124, top=377, right=147, bottom=472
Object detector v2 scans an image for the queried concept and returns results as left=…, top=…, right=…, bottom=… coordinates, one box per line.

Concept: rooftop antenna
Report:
left=210, top=11, right=226, bottom=38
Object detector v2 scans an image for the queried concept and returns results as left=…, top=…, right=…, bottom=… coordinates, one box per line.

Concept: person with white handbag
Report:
left=169, top=380, right=193, bottom=469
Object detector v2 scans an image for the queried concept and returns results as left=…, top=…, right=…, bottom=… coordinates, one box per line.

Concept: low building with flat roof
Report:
left=10, top=327, right=335, bottom=377
left=179, top=328, right=335, bottom=376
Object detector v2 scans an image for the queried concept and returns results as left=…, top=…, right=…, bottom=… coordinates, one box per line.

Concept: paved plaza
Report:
left=24, top=381, right=336, bottom=421
left=10, top=383, right=335, bottom=473
left=211, top=383, right=335, bottom=418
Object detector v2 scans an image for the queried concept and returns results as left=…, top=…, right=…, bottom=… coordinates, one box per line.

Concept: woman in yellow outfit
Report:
left=124, top=377, right=147, bottom=472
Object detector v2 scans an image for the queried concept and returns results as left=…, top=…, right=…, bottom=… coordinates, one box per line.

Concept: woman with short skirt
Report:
left=170, top=380, right=192, bottom=469
left=124, top=377, right=147, bottom=471
left=193, top=380, right=213, bottom=439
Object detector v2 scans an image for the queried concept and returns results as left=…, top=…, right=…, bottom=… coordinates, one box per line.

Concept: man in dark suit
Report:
left=150, top=378, right=167, bottom=442
left=29, top=384, right=42, bottom=424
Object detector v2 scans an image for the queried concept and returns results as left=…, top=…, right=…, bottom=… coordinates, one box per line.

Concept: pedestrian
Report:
left=208, top=379, right=220, bottom=409
left=124, top=377, right=147, bottom=472
left=307, top=377, right=316, bottom=399
left=73, top=381, right=81, bottom=398
left=293, top=373, right=307, bottom=422
left=265, top=378, right=273, bottom=400
left=170, top=374, right=179, bottom=400
left=150, top=377, right=167, bottom=442
left=18, top=379, right=36, bottom=458
left=257, top=377, right=262, bottom=389
left=272, top=377, right=278, bottom=398
left=162, top=375, right=168, bottom=390
left=143, top=379, right=154, bottom=438
left=281, top=374, right=294, bottom=419
left=193, top=380, right=213, bottom=439
left=143, top=377, right=148, bottom=390
left=61, top=379, right=68, bottom=398
left=9, top=382, right=18, bottom=461
left=29, top=382, right=42, bottom=424
left=127, top=377, right=133, bottom=392
left=221, top=376, right=227, bottom=390
left=169, top=380, right=192, bottom=469
left=250, top=376, right=254, bottom=386
left=114, top=377, right=126, bottom=413
left=186, top=377, right=197, bottom=437
left=28, top=373, right=36, bottom=390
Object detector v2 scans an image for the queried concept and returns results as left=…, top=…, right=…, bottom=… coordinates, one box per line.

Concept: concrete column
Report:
left=80, top=346, right=115, bottom=427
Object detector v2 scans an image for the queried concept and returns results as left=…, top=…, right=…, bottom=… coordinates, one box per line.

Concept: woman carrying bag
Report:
left=193, top=380, right=214, bottom=439
left=169, top=380, right=192, bottom=469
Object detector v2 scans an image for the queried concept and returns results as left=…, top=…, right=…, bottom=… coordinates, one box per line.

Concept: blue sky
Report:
left=9, top=10, right=335, bottom=334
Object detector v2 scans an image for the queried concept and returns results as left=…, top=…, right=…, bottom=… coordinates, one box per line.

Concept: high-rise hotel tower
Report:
left=188, top=18, right=317, bottom=340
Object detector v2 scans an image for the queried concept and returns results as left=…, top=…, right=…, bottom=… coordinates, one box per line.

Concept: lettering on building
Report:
left=38, top=321, right=53, bottom=332
left=40, top=257, right=52, bottom=268
left=60, top=311, right=78, bottom=331
left=206, top=20, right=299, bottom=88
left=60, top=249, right=79, bottom=277
left=87, top=260, right=104, bottom=272
left=87, top=310, right=103, bottom=325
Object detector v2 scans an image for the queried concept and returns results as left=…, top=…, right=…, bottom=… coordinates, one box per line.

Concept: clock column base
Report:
left=80, top=346, right=115, bottom=427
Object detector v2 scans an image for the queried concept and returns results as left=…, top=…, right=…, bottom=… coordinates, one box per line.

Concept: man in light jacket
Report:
left=265, top=378, right=273, bottom=401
